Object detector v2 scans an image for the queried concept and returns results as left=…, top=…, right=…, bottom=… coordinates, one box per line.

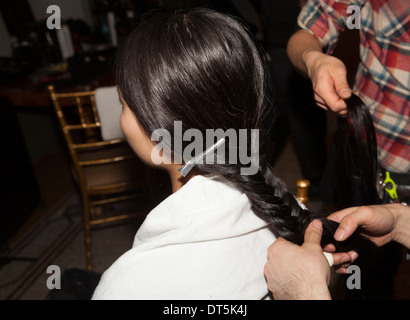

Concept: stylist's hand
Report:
left=304, top=50, right=352, bottom=117
left=328, top=204, right=407, bottom=247
left=264, top=220, right=353, bottom=300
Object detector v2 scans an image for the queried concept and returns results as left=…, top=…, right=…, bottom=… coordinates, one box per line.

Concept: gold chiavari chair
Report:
left=48, top=85, right=156, bottom=270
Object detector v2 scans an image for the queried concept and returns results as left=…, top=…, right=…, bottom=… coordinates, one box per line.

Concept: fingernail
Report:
left=350, top=251, right=359, bottom=261
left=311, top=219, right=322, bottom=230
left=323, top=244, right=334, bottom=252
left=340, top=88, right=351, bottom=98
left=334, top=228, right=345, bottom=241
left=338, top=110, right=349, bottom=118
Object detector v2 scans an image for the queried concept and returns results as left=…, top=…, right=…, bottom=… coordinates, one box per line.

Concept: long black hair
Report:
left=116, top=8, right=382, bottom=298
left=334, top=94, right=380, bottom=208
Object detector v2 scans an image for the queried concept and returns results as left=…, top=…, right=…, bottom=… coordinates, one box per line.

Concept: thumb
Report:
left=333, top=72, right=351, bottom=99
left=303, top=219, right=323, bottom=247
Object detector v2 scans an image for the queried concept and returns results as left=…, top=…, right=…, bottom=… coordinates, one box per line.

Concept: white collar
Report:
left=133, top=175, right=270, bottom=247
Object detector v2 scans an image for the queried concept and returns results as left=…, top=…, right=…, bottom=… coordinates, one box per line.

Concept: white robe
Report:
left=92, top=175, right=276, bottom=300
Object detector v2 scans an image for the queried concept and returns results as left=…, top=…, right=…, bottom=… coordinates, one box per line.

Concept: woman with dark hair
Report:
left=91, top=8, right=372, bottom=300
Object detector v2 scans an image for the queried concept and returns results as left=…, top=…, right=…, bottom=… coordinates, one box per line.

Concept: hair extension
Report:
left=332, top=94, right=380, bottom=209
left=116, top=8, right=385, bottom=299
left=330, top=95, right=401, bottom=299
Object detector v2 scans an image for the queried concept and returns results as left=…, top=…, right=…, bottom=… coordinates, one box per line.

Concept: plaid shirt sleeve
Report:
left=297, top=0, right=366, bottom=53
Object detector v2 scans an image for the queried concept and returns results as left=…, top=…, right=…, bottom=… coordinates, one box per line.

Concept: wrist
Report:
left=393, top=203, right=410, bottom=248
left=280, top=272, right=331, bottom=300
left=294, top=281, right=332, bottom=300
left=302, top=49, right=324, bottom=78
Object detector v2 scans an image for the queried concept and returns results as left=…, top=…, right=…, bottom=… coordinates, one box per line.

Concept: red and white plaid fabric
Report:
left=298, top=0, right=410, bottom=173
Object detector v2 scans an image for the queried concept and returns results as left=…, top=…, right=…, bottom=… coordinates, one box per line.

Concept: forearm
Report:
left=286, top=29, right=324, bottom=77
left=394, top=204, right=410, bottom=249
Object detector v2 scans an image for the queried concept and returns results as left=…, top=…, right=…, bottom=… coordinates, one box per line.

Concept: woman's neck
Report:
left=167, top=164, right=199, bottom=193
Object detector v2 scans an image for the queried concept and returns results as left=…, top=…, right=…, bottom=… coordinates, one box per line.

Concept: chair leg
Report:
left=82, top=199, right=93, bottom=271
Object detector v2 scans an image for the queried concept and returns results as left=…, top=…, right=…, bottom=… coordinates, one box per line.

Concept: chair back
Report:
left=48, top=84, right=147, bottom=207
